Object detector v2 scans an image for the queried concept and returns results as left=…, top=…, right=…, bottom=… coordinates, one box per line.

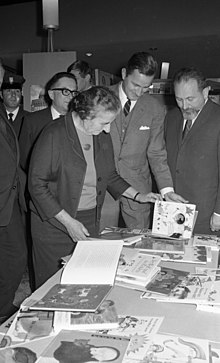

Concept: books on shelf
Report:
left=29, top=239, right=123, bottom=312
left=98, top=315, right=164, bottom=361
left=53, top=299, right=119, bottom=332
left=36, top=329, right=130, bottom=363
left=152, top=200, right=197, bottom=239
left=116, top=248, right=161, bottom=289
left=134, top=235, right=186, bottom=254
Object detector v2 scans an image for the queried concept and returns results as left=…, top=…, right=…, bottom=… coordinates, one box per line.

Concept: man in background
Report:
left=19, top=71, right=77, bottom=172
left=0, top=73, right=29, bottom=139
left=164, top=67, right=220, bottom=235
left=0, top=61, right=27, bottom=323
left=67, top=60, right=93, bottom=91
left=101, top=52, right=185, bottom=230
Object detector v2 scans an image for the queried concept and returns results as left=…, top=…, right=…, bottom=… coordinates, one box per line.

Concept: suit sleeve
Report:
left=28, top=127, right=62, bottom=221
left=147, top=102, right=174, bottom=190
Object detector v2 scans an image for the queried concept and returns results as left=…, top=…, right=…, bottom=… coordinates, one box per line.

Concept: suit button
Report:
left=98, top=191, right=102, bottom=195
left=118, top=157, right=121, bottom=161
left=97, top=177, right=102, bottom=182
left=12, top=185, right=16, bottom=189
left=176, top=170, right=179, bottom=174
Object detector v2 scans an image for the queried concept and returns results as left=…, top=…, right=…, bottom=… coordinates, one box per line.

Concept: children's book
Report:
left=53, top=299, right=119, bottom=332
left=142, top=273, right=217, bottom=306
left=152, top=200, right=197, bottom=239
left=2, top=309, right=54, bottom=346
left=98, top=315, right=164, bottom=361
left=29, top=239, right=123, bottom=312
left=36, top=329, right=130, bottom=363
left=193, top=234, right=220, bottom=249
left=144, top=245, right=209, bottom=264
left=145, top=267, right=190, bottom=295
left=134, top=236, right=186, bottom=254
left=142, top=332, right=210, bottom=363
left=116, top=248, right=161, bottom=287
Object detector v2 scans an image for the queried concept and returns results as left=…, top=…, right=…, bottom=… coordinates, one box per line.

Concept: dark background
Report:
left=0, top=0, right=220, bottom=78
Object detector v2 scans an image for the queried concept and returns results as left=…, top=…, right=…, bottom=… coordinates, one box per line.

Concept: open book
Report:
left=152, top=200, right=197, bottom=239
left=29, top=240, right=123, bottom=312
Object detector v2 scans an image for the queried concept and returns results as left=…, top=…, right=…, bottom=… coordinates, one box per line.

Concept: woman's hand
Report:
left=55, top=209, right=90, bottom=242
left=65, top=218, right=90, bottom=242
left=137, top=192, right=162, bottom=203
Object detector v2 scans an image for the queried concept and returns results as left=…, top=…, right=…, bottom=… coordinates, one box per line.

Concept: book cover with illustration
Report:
left=30, top=284, right=113, bottom=312
left=53, top=299, right=119, bottom=332
left=152, top=201, right=197, bottom=239
left=193, top=234, right=219, bottom=249
left=116, top=248, right=161, bottom=286
left=145, top=267, right=190, bottom=295
left=145, top=245, right=208, bottom=264
left=2, top=309, right=54, bottom=346
left=98, top=315, right=163, bottom=361
left=142, top=332, right=210, bottom=363
left=142, top=273, right=215, bottom=305
left=134, top=236, right=186, bottom=254
left=36, top=330, right=130, bottom=363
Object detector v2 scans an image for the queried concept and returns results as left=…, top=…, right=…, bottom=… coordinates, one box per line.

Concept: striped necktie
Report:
left=123, top=98, right=131, bottom=117
left=182, top=119, right=192, bottom=141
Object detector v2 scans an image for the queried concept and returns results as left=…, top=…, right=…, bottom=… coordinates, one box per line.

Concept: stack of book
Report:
left=115, top=247, right=161, bottom=290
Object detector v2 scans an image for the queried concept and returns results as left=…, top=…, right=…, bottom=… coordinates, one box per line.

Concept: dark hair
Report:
left=44, top=71, right=77, bottom=105
left=67, top=60, right=92, bottom=78
left=69, top=86, right=121, bottom=120
left=173, top=67, right=207, bottom=91
left=126, top=52, right=158, bottom=77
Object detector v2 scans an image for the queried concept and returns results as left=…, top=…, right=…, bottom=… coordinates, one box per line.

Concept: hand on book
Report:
left=138, top=192, right=162, bottom=203
left=55, top=209, right=90, bottom=241
left=210, top=213, right=220, bottom=232
left=164, top=191, right=188, bottom=203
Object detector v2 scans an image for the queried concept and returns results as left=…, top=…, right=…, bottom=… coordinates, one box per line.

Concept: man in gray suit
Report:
left=102, top=52, right=185, bottom=229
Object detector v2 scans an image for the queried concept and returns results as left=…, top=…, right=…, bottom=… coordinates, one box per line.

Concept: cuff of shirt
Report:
left=214, top=212, right=220, bottom=217
left=160, top=187, right=174, bottom=199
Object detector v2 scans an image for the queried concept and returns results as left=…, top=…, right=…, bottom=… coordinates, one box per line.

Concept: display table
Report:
left=18, top=248, right=220, bottom=344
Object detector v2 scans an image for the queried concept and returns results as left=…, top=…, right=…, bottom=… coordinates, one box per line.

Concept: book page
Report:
left=61, top=240, right=123, bottom=285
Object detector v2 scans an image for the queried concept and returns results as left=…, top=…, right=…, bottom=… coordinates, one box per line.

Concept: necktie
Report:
left=8, top=112, right=14, bottom=124
left=182, top=119, right=192, bottom=141
left=123, top=98, right=131, bottom=117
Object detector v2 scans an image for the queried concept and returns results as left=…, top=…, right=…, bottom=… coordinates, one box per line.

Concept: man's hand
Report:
left=138, top=192, right=162, bottom=203
left=210, top=213, right=220, bottom=232
left=164, top=191, right=188, bottom=203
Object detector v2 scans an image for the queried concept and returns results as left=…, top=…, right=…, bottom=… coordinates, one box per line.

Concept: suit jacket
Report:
left=0, top=102, right=29, bottom=139
left=0, top=113, right=26, bottom=226
left=19, top=107, right=53, bottom=171
left=164, top=99, right=220, bottom=233
left=28, top=112, right=130, bottom=233
left=109, top=83, right=173, bottom=193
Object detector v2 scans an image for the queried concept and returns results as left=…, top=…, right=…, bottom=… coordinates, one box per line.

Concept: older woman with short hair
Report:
left=29, top=86, right=160, bottom=288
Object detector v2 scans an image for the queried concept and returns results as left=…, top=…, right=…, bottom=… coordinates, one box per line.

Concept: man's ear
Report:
left=203, top=86, right=210, bottom=101
left=48, top=90, right=54, bottom=101
left=121, top=68, right=127, bottom=80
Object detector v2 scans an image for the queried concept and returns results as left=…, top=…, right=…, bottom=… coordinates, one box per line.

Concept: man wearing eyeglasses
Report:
left=19, top=72, right=77, bottom=172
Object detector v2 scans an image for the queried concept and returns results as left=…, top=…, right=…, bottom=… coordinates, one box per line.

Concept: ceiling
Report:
left=1, top=0, right=220, bottom=78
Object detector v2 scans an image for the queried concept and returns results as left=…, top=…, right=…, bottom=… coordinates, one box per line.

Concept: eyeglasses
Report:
left=51, top=88, right=79, bottom=97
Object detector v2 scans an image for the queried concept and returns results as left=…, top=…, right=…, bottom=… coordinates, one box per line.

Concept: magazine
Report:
left=134, top=236, right=186, bottom=254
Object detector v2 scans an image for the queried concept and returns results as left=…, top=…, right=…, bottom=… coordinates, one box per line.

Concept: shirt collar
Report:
left=6, top=107, right=19, bottom=119
left=51, top=105, right=62, bottom=120
left=119, top=82, right=137, bottom=110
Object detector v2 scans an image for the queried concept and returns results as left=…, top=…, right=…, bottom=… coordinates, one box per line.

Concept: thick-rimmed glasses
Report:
left=51, top=88, right=79, bottom=97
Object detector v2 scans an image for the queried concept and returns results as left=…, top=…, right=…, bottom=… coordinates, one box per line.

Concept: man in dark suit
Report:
left=101, top=52, right=186, bottom=230
left=19, top=72, right=77, bottom=172
left=164, top=67, right=220, bottom=234
left=0, top=73, right=29, bottom=139
left=0, top=64, right=27, bottom=323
